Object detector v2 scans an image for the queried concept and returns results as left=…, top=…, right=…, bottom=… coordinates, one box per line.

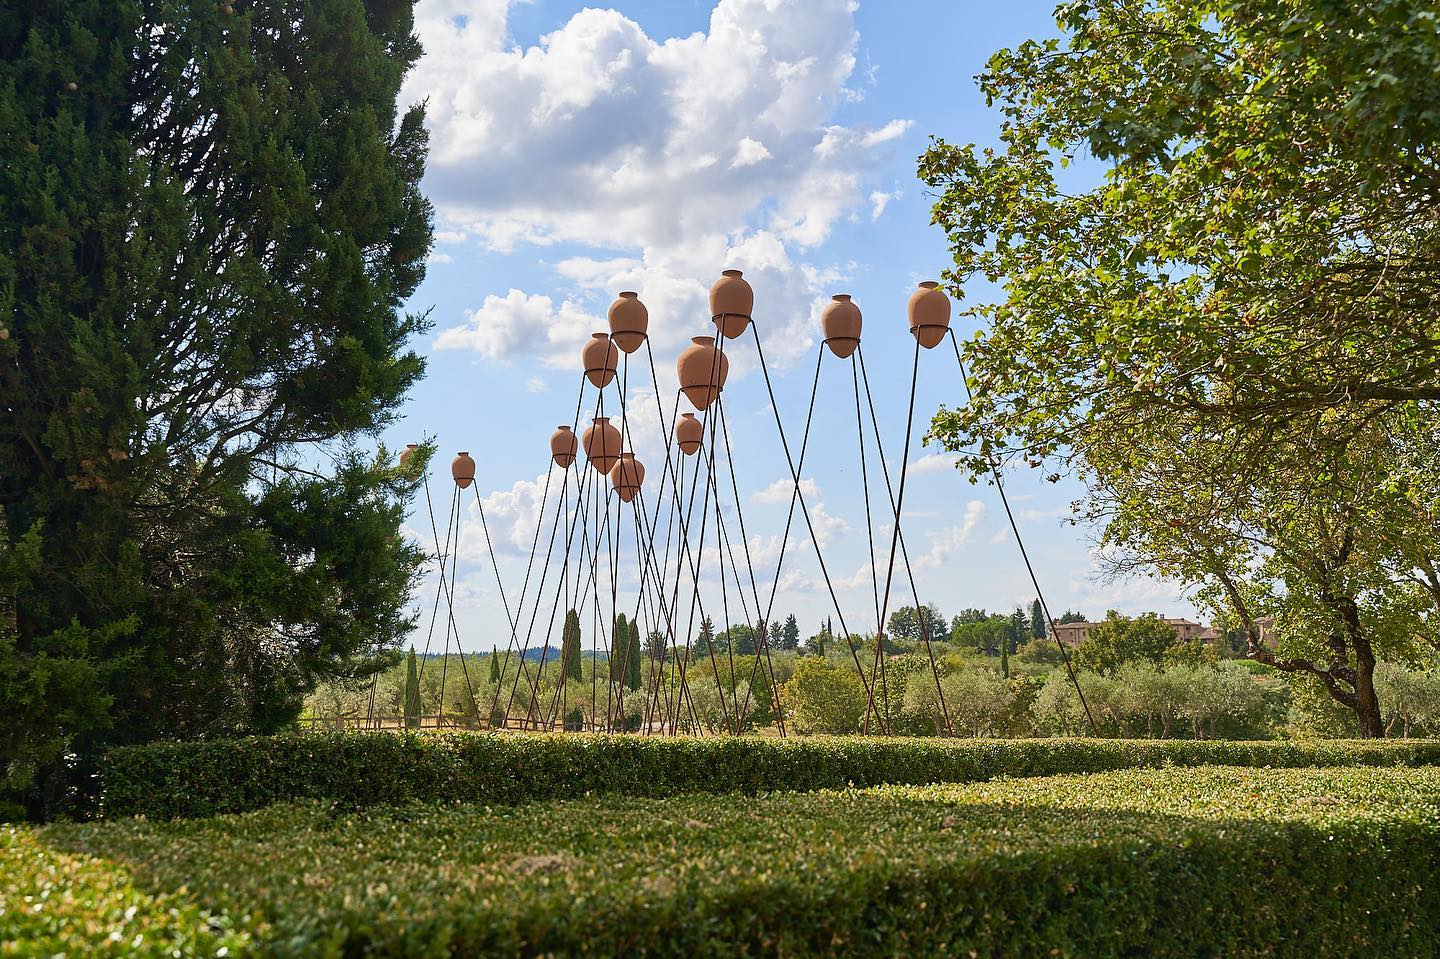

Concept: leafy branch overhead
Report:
left=921, top=0, right=1440, bottom=736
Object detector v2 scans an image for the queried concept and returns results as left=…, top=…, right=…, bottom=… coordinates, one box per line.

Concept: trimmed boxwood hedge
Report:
left=25, top=766, right=1440, bottom=957
left=0, top=825, right=249, bottom=957
left=99, top=732, right=1440, bottom=819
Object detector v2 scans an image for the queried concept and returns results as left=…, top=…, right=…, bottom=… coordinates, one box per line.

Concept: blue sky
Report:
left=389, top=0, right=1195, bottom=654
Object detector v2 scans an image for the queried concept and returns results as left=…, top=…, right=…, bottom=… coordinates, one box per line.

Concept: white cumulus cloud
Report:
left=411, top=0, right=909, bottom=370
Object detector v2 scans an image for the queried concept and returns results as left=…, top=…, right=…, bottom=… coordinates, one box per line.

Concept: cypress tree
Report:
left=488, top=651, right=501, bottom=685
left=561, top=609, right=582, bottom=683
left=609, top=614, right=628, bottom=684
left=0, top=1, right=433, bottom=816
left=404, top=648, right=420, bottom=729
left=625, top=620, right=641, bottom=692
left=1000, top=638, right=1011, bottom=679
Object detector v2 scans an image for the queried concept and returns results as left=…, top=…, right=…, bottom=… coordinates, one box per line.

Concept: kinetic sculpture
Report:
left=393, top=268, right=1093, bottom=736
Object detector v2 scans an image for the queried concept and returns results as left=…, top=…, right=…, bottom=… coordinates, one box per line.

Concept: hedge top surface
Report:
left=26, top=766, right=1440, bottom=958
left=98, top=731, right=1440, bottom=819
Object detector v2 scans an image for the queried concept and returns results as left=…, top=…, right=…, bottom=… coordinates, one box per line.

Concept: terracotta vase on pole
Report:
left=582, top=417, right=622, bottom=474
left=451, top=451, right=476, bottom=489
left=710, top=269, right=753, bottom=340
left=607, top=292, right=648, bottom=354
left=677, top=335, right=728, bottom=410
left=399, top=443, right=419, bottom=468
left=610, top=452, right=645, bottom=504
left=674, top=412, right=703, bottom=455
left=582, top=332, right=619, bottom=388
left=821, top=294, right=861, bottom=359
left=550, top=425, right=578, bottom=468
left=907, top=281, right=951, bottom=349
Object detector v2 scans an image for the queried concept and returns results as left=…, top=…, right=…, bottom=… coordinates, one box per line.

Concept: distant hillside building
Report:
left=1052, top=616, right=1207, bottom=647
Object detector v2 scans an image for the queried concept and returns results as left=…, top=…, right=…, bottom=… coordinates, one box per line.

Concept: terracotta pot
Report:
left=821, top=294, right=861, bottom=359
left=907, top=281, right=951, bottom=349
left=677, top=335, right=728, bottom=410
left=550, top=425, right=578, bottom=468
left=582, top=417, right=622, bottom=474
left=710, top=269, right=753, bottom=339
left=674, top=412, right=703, bottom=455
left=581, top=332, right=619, bottom=388
left=610, top=452, right=646, bottom=504
left=451, top=451, right=476, bottom=489
left=607, top=292, right=648, bottom=354
left=399, top=443, right=419, bottom=468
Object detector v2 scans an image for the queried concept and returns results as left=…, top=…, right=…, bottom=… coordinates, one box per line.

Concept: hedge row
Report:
left=28, top=766, right=1440, bottom=957
left=99, top=731, right=1440, bottom=819
left=0, top=825, right=249, bottom=957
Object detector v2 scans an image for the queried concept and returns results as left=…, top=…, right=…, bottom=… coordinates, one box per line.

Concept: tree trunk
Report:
left=1352, top=637, right=1384, bottom=738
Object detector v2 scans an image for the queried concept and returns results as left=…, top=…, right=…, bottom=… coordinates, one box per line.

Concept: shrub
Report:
left=98, top=732, right=1440, bottom=820
left=25, top=767, right=1440, bottom=957
left=781, top=658, right=865, bottom=734
left=904, top=667, right=1030, bottom=737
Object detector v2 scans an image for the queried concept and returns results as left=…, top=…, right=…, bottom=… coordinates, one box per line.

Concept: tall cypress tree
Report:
left=0, top=1, right=433, bottom=816
left=609, top=613, right=628, bottom=684
left=625, top=620, right=641, bottom=692
left=403, top=648, right=420, bottom=729
left=488, top=650, right=501, bottom=685
left=561, top=609, right=582, bottom=683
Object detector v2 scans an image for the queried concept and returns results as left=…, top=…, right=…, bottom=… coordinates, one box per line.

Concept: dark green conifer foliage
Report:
left=609, top=614, right=628, bottom=684
left=488, top=651, right=501, bottom=686
left=0, top=0, right=433, bottom=816
left=781, top=614, right=800, bottom=650
left=403, top=649, right=420, bottom=729
left=560, top=609, right=582, bottom=683
left=625, top=620, right=641, bottom=692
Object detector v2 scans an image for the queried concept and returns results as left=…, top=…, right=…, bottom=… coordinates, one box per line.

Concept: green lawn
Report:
left=7, top=766, right=1440, bottom=957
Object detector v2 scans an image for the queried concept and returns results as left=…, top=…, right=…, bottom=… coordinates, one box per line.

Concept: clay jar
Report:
left=674, top=412, right=703, bottom=455
left=550, top=425, right=578, bottom=468
left=582, top=332, right=619, bottom=387
left=677, top=335, right=728, bottom=410
left=907, top=281, right=951, bottom=349
left=610, top=452, right=645, bottom=503
left=607, top=292, right=648, bottom=354
left=582, top=417, right=622, bottom=474
left=710, top=269, right=753, bottom=339
left=451, top=451, right=476, bottom=489
left=821, top=294, right=861, bottom=358
left=399, top=443, right=419, bottom=468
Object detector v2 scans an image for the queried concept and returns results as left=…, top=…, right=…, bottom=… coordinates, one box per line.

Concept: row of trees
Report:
left=775, top=654, right=1440, bottom=741
left=691, top=614, right=803, bottom=656
left=308, top=627, right=1440, bottom=741
left=885, top=601, right=1087, bottom=653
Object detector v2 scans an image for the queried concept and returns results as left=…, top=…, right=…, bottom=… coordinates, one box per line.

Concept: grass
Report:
left=10, top=765, right=1440, bottom=957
